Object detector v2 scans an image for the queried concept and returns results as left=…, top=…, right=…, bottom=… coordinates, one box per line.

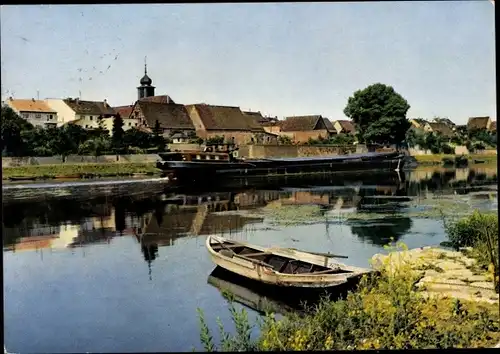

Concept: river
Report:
left=2, top=167, right=498, bottom=353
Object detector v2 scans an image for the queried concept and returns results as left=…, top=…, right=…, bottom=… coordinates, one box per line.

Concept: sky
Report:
left=0, top=2, right=496, bottom=124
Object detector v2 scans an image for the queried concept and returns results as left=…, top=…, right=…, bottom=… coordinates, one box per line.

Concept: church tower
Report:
left=137, top=57, right=155, bottom=100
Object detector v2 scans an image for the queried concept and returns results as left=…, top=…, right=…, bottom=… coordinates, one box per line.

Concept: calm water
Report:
left=3, top=167, right=498, bottom=353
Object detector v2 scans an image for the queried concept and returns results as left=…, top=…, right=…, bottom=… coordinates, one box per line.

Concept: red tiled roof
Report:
left=467, top=116, right=490, bottom=130
left=187, top=104, right=264, bottom=131
left=137, top=101, right=194, bottom=130
left=64, top=98, right=116, bottom=116
left=281, top=115, right=324, bottom=132
left=335, top=120, right=355, bottom=133
left=113, top=105, right=134, bottom=119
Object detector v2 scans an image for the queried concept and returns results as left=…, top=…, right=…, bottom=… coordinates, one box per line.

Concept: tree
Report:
left=151, top=119, right=167, bottom=152
left=112, top=114, right=125, bottom=153
left=1, top=106, right=34, bottom=156
left=123, top=128, right=154, bottom=149
left=278, top=135, right=293, bottom=145
left=78, top=137, right=110, bottom=158
left=343, top=83, right=411, bottom=146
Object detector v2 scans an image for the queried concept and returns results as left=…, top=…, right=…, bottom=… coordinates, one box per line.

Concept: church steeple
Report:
left=137, top=56, right=155, bottom=99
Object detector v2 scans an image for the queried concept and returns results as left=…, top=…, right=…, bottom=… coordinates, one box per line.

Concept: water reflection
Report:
left=3, top=167, right=498, bottom=353
left=2, top=167, right=497, bottom=259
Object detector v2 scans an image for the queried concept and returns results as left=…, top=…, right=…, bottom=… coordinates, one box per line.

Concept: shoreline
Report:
left=1, top=153, right=496, bottom=181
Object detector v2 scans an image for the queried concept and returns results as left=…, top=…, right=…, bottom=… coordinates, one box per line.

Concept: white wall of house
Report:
left=45, top=99, right=77, bottom=126
left=5, top=102, right=58, bottom=128
left=102, top=117, right=141, bottom=136
left=72, top=115, right=102, bottom=129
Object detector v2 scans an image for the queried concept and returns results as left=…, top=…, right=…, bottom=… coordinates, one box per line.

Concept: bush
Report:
left=445, top=211, right=499, bottom=277
left=197, top=242, right=500, bottom=350
left=445, top=211, right=498, bottom=249
left=441, top=144, right=455, bottom=154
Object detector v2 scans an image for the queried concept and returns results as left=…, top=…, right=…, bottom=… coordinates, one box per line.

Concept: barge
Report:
left=157, top=143, right=411, bottom=183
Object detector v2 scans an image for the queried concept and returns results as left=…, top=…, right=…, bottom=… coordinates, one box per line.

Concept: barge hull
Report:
left=158, top=152, right=407, bottom=183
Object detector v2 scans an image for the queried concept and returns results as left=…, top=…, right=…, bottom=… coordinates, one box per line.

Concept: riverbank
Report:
left=2, top=162, right=160, bottom=181
left=198, top=244, right=500, bottom=351
left=2, top=153, right=496, bottom=181
left=415, top=153, right=497, bottom=166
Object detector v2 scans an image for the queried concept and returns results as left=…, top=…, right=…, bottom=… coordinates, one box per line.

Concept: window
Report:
left=35, top=113, right=41, bottom=119
left=135, top=123, right=138, bottom=126
left=85, top=125, right=89, bottom=128
left=128, top=122, right=132, bottom=126
left=48, top=115, right=53, bottom=120
left=89, top=116, right=93, bottom=121
left=22, top=113, right=29, bottom=119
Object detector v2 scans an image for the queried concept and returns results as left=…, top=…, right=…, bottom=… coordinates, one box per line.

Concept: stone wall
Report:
left=2, top=154, right=160, bottom=167
left=167, top=143, right=202, bottom=152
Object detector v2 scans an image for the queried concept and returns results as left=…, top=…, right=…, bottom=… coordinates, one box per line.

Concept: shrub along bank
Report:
left=2, top=162, right=159, bottom=180
left=414, top=154, right=497, bottom=166
left=197, top=214, right=500, bottom=350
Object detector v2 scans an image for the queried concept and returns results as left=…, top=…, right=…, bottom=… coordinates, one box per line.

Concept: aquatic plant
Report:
left=197, top=242, right=500, bottom=350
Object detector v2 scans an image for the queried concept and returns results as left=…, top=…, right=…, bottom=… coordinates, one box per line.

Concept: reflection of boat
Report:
left=206, top=235, right=373, bottom=288
left=208, top=267, right=302, bottom=316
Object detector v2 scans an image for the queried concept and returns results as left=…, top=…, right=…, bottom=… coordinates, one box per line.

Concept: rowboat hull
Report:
left=206, top=235, right=373, bottom=288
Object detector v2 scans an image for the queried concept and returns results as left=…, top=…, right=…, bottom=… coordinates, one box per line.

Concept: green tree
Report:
left=1, top=106, right=34, bottom=156
left=343, top=83, right=411, bottom=146
left=123, top=128, right=154, bottom=150
left=152, top=119, right=167, bottom=152
left=112, top=114, right=125, bottom=153
left=277, top=135, right=293, bottom=145
left=78, top=137, right=110, bottom=158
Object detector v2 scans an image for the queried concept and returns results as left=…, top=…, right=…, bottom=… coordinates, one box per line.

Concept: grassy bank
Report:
left=2, top=162, right=160, bottom=180
left=197, top=213, right=500, bottom=350
left=415, top=154, right=497, bottom=166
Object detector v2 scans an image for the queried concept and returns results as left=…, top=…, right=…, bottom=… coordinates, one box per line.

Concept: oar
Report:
left=288, top=248, right=348, bottom=259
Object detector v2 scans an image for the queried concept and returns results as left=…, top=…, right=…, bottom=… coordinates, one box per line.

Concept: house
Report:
left=467, top=116, right=492, bottom=131
left=409, top=118, right=428, bottom=130
left=332, top=120, right=356, bottom=135
left=131, top=98, right=195, bottom=137
left=171, top=132, right=189, bottom=144
left=489, top=121, right=497, bottom=133
left=279, top=115, right=331, bottom=143
left=423, top=122, right=454, bottom=138
left=46, top=97, right=119, bottom=132
left=185, top=104, right=278, bottom=145
left=5, top=97, right=58, bottom=128
left=322, top=118, right=337, bottom=135
left=432, top=117, right=456, bottom=130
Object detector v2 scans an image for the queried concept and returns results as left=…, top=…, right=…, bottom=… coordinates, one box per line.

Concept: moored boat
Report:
left=157, top=143, right=409, bottom=183
left=206, top=235, right=373, bottom=288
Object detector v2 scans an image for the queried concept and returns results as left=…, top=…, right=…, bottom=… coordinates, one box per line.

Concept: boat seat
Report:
left=220, top=249, right=234, bottom=258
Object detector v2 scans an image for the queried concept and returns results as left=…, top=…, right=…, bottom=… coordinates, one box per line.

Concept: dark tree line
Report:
left=1, top=106, right=169, bottom=157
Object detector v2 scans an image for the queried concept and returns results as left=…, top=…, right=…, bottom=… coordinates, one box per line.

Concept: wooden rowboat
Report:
left=206, top=235, right=373, bottom=288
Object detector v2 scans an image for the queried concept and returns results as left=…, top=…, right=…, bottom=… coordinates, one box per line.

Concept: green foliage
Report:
left=1, top=106, right=34, bottom=156
left=198, top=242, right=500, bottom=350
left=343, top=83, right=411, bottom=145
left=2, top=162, right=158, bottom=180
left=1, top=106, right=168, bottom=157
left=197, top=299, right=259, bottom=351
left=277, top=135, right=293, bottom=145
left=78, top=137, right=110, bottom=157
left=112, top=114, right=125, bottom=152
left=206, top=135, right=225, bottom=145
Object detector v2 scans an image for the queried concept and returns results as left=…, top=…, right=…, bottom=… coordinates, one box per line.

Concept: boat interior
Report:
left=211, top=240, right=353, bottom=275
